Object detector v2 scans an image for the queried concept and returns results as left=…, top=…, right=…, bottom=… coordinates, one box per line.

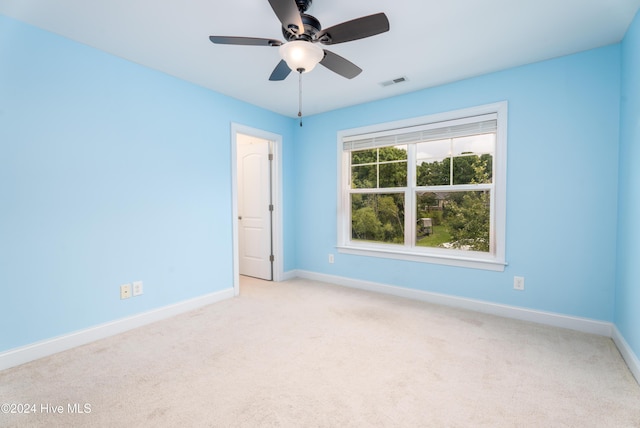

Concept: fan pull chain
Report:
left=297, top=69, right=303, bottom=127
left=298, top=72, right=303, bottom=126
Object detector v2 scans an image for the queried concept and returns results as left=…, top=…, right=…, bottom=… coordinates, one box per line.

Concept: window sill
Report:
left=337, top=244, right=507, bottom=272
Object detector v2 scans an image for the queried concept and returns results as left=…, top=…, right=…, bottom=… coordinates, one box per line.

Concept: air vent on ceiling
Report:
left=380, top=76, right=408, bottom=87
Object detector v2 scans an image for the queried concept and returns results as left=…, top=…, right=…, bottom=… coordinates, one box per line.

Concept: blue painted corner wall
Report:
left=616, top=10, right=640, bottom=360
left=294, top=45, right=621, bottom=322
left=1, top=9, right=638, bottom=370
left=0, top=15, right=295, bottom=351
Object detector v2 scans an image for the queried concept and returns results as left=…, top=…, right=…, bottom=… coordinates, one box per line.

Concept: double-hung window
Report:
left=337, top=102, right=507, bottom=271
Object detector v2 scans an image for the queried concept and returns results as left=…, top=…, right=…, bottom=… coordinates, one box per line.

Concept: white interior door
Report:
left=237, top=135, right=273, bottom=280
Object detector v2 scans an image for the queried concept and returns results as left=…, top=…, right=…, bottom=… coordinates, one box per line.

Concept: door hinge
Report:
left=269, top=204, right=274, bottom=211
left=269, top=254, right=275, bottom=262
left=268, top=154, right=274, bottom=161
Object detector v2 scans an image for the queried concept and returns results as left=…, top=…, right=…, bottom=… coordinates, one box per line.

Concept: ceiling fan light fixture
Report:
left=279, top=40, right=324, bottom=73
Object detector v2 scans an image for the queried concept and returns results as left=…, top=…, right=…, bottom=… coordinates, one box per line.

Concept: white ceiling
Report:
left=1, top=0, right=639, bottom=117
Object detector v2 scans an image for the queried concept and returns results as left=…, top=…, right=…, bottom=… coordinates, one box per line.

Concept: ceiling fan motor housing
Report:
left=282, top=13, right=321, bottom=41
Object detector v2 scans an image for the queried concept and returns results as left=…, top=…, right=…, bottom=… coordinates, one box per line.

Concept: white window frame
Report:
left=337, top=102, right=508, bottom=271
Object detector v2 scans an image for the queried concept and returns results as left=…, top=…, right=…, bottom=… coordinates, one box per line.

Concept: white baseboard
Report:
left=0, top=288, right=235, bottom=372
left=612, top=326, right=640, bottom=384
left=293, top=270, right=613, bottom=337
left=5, top=272, right=639, bottom=386
left=280, top=270, right=298, bottom=281
left=301, top=267, right=639, bottom=385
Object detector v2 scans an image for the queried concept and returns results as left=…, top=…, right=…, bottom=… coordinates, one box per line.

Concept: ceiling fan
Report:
left=209, top=0, right=390, bottom=81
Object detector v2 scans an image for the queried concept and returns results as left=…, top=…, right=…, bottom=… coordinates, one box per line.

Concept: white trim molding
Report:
left=612, top=326, right=640, bottom=385
left=294, top=270, right=613, bottom=336
left=337, top=245, right=507, bottom=272
left=0, top=288, right=234, bottom=372
left=336, top=102, right=508, bottom=272
left=293, top=270, right=640, bottom=384
left=231, top=123, right=284, bottom=294
left=281, top=270, right=298, bottom=281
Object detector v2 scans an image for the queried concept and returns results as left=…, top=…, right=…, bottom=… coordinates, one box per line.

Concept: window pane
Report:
left=352, top=193, right=405, bottom=244
left=379, top=162, right=407, bottom=187
left=416, top=139, right=450, bottom=161
left=352, top=145, right=408, bottom=189
left=416, top=139, right=451, bottom=186
left=416, top=158, right=450, bottom=186
left=451, top=133, right=494, bottom=185
left=351, top=149, right=377, bottom=165
left=452, top=134, right=494, bottom=156
left=452, top=154, right=493, bottom=184
left=352, top=164, right=377, bottom=189
left=416, top=191, right=490, bottom=252
left=379, top=145, right=407, bottom=162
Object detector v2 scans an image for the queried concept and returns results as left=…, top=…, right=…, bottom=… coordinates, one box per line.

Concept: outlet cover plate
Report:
left=514, top=276, right=525, bottom=291
left=120, top=283, right=132, bottom=299
left=132, top=281, right=143, bottom=296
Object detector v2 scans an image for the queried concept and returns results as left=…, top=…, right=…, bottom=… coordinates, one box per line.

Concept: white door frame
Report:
left=231, top=123, right=283, bottom=296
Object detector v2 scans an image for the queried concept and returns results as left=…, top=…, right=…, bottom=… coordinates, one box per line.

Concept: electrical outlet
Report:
left=513, top=276, right=525, bottom=291
left=120, top=283, right=132, bottom=299
left=328, top=254, right=334, bottom=264
left=132, top=280, right=143, bottom=296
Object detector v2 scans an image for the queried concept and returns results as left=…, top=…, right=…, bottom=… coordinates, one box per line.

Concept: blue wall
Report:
left=616, top=11, right=640, bottom=360
left=295, top=46, right=621, bottom=321
left=0, top=16, right=295, bottom=352
left=1, top=11, right=637, bottom=366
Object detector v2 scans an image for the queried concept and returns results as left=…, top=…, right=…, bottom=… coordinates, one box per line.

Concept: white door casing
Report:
left=231, top=123, right=283, bottom=296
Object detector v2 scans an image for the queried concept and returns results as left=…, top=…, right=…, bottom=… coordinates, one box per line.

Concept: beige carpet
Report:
left=1, top=277, right=639, bottom=427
